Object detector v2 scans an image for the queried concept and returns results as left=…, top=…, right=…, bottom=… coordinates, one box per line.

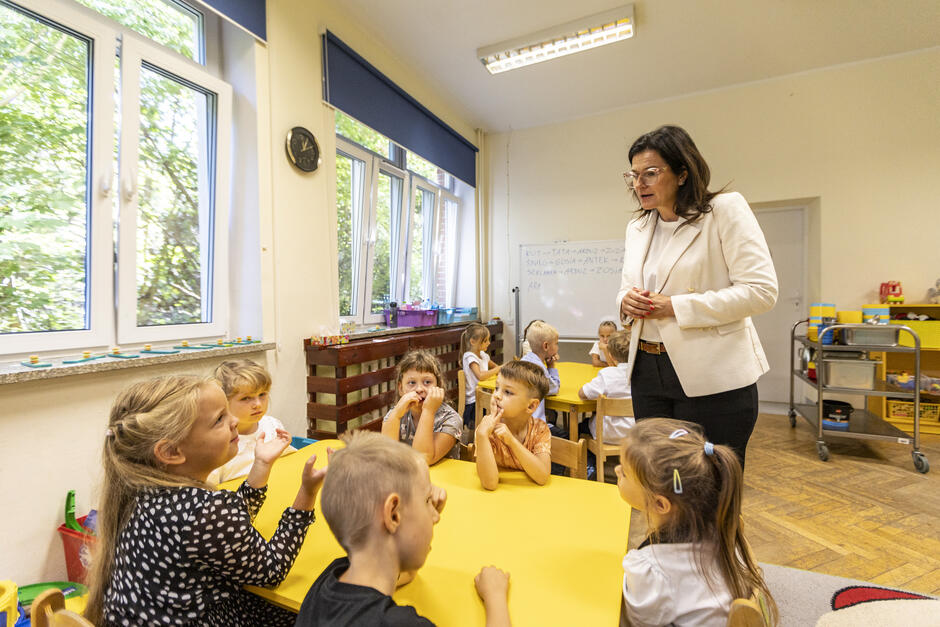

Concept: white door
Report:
left=752, top=207, right=806, bottom=403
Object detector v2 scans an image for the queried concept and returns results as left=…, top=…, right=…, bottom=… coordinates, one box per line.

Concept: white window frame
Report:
left=117, top=32, right=231, bottom=343
left=0, top=0, right=115, bottom=354
left=405, top=177, right=438, bottom=305
left=438, top=191, right=460, bottom=308
left=336, top=142, right=370, bottom=320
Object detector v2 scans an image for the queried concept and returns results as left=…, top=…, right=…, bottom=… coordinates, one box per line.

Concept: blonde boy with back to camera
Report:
left=295, top=431, right=511, bottom=626
left=519, top=321, right=560, bottom=422
left=474, top=360, right=552, bottom=490
left=579, top=329, right=635, bottom=445
left=208, top=359, right=294, bottom=485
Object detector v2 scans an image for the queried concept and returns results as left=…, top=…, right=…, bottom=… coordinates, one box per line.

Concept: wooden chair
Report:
left=727, top=590, right=771, bottom=627
left=457, top=370, right=467, bottom=416
left=550, top=436, right=588, bottom=480
left=30, top=589, right=93, bottom=627
left=589, top=396, right=633, bottom=482
left=474, top=387, right=492, bottom=430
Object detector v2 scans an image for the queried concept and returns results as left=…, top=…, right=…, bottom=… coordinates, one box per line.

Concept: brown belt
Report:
left=638, top=340, right=667, bottom=355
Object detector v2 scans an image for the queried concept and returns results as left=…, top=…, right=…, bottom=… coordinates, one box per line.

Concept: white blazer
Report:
left=616, top=192, right=778, bottom=397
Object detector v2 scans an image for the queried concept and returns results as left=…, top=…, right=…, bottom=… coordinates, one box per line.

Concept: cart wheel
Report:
left=788, top=410, right=796, bottom=428
left=816, top=442, right=829, bottom=462
left=912, top=452, right=929, bottom=474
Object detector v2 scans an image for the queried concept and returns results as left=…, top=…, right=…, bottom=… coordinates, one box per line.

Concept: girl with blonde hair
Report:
left=85, top=374, right=326, bottom=626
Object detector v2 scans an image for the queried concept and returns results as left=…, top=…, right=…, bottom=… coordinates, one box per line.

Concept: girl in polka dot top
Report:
left=84, top=375, right=327, bottom=626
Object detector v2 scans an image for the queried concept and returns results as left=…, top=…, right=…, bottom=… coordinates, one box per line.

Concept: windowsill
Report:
left=343, top=319, right=496, bottom=341
left=0, top=342, right=275, bottom=386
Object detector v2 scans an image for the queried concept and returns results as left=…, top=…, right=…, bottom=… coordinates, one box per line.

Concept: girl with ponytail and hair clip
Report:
left=614, top=418, right=777, bottom=627
left=85, top=374, right=327, bottom=626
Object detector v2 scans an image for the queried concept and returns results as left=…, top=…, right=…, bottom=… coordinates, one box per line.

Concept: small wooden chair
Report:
left=457, top=371, right=467, bottom=416
left=589, top=396, right=634, bottom=482
left=550, top=436, right=588, bottom=480
left=474, top=387, right=492, bottom=429
left=30, top=588, right=93, bottom=627
left=727, top=590, right=771, bottom=627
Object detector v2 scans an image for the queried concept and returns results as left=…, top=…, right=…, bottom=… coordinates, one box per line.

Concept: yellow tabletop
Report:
left=226, top=439, right=629, bottom=626
left=478, top=361, right=602, bottom=439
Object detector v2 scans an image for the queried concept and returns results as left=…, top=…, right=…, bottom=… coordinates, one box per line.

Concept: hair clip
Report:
left=669, top=428, right=689, bottom=439
left=672, top=468, right=683, bottom=494
left=704, top=441, right=715, bottom=456
left=105, top=427, right=114, bottom=438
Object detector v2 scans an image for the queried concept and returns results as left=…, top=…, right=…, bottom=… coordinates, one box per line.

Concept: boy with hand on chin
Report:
left=475, top=361, right=553, bottom=490
left=295, top=431, right=511, bottom=626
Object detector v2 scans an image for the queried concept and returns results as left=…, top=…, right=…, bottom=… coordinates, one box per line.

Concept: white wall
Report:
left=483, top=48, right=940, bottom=329
left=0, top=0, right=477, bottom=584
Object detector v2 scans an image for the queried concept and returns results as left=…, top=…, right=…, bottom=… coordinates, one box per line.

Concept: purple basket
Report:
left=385, top=308, right=438, bottom=327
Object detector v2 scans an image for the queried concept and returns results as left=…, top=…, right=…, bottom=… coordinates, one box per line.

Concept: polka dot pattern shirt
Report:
left=102, top=482, right=314, bottom=626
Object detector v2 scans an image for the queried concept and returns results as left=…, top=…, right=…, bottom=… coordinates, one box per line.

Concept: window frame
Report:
left=0, top=0, right=116, bottom=355
left=116, top=31, right=231, bottom=344
left=405, top=177, right=439, bottom=305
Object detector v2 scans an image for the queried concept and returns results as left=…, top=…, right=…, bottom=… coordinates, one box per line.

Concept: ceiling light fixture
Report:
left=477, top=4, right=635, bottom=75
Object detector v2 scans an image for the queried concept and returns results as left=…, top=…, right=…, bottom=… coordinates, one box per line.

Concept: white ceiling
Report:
left=336, top=0, right=940, bottom=133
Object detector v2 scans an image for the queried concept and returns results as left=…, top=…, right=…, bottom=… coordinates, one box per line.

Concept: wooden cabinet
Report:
left=304, top=321, right=503, bottom=439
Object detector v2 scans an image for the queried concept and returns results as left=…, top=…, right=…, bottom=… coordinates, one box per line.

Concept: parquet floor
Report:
left=624, top=413, right=940, bottom=596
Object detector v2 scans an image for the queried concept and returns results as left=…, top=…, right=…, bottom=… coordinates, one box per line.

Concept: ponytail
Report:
left=84, top=375, right=211, bottom=624
left=460, top=322, right=487, bottom=356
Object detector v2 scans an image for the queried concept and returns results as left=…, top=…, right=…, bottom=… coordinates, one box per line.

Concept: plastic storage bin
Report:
left=453, top=307, right=479, bottom=322
left=841, top=326, right=899, bottom=346
left=57, top=515, right=95, bottom=584
left=384, top=308, right=437, bottom=327
left=436, top=308, right=456, bottom=325
left=887, top=399, right=940, bottom=422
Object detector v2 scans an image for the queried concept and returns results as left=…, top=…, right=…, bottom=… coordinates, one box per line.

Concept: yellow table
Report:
left=226, top=439, right=629, bottom=626
left=478, top=361, right=602, bottom=440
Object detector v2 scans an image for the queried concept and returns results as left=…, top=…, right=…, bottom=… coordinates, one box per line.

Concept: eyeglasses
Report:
left=622, top=166, right=669, bottom=190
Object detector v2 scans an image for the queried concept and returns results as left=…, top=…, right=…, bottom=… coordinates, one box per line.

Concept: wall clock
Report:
left=285, top=126, right=321, bottom=172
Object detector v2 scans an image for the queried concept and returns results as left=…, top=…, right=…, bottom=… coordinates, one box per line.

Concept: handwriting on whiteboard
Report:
left=522, top=245, right=623, bottom=277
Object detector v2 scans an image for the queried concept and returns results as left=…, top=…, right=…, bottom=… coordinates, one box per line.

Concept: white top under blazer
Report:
left=616, top=192, right=778, bottom=397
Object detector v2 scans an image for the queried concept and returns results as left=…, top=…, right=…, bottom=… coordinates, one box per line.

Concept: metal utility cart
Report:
left=788, top=320, right=930, bottom=473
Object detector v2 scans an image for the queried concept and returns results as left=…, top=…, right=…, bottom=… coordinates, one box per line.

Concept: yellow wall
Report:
left=483, top=48, right=940, bottom=325
left=0, top=0, right=476, bottom=583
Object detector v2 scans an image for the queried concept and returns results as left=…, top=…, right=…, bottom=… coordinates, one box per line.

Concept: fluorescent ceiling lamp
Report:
left=477, top=4, right=634, bottom=75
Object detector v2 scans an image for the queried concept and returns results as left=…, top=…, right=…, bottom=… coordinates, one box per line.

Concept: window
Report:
left=335, top=112, right=465, bottom=325
left=0, top=0, right=231, bottom=355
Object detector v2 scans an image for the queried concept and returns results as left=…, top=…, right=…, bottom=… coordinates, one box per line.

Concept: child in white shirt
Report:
left=579, top=329, right=634, bottom=444
left=614, top=419, right=778, bottom=627
left=208, top=359, right=293, bottom=485
left=461, top=322, right=500, bottom=429
left=589, top=320, right=618, bottom=367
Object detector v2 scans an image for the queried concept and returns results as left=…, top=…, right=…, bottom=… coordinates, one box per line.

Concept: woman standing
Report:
left=617, top=125, right=777, bottom=466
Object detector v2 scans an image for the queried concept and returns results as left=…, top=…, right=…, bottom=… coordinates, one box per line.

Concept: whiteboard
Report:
left=519, top=239, right=625, bottom=339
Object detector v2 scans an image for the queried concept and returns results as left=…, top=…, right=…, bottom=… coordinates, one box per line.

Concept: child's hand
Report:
left=254, top=428, right=290, bottom=465
left=395, top=391, right=421, bottom=416
left=545, top=353, right=558, bottom=367
left=474, top=566, right=510, bottom=602
left=493, top=422, right=515, bottom=446
left=430, top=483, right=447, bottom=514
left=422, top=387, right=445, bottom=414
left=292, top=454, right=327, bottom=511
left=476, top=409, right=499, bottom=438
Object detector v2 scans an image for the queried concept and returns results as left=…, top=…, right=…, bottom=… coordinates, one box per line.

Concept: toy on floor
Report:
left=879, top=281, right=904, bottom=304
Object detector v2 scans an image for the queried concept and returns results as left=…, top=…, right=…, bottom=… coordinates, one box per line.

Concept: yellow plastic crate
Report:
left=890, top=320, right=940, bottom=349
left=886, top=398, right=940, bottom=421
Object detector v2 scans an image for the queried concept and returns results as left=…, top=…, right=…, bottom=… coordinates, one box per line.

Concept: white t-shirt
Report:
left=623, top=541, right=733, bottom=627
left=589, top=341, right=602, bottom=357
left=462, top=350, right=490, bottom=405
left=640, top=214, right=684, bottom=343
left=207, top=415, right=292, bottom=485
left=579, top=363, right=634, bottom=443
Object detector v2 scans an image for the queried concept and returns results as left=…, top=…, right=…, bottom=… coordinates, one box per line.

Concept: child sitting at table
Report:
left=519, top=321, right=560, bottom=423
left=614, top=418, right=778, bottom=627
left=520, top=318, right=543, bottom=355
left=474, top=360, right=552, bottom=490
left=579, top=329, right=634, bottom=446
left=589, top=319, right=618, bottom=367
left=382, top=349, right=462, bottom=464
left=295, top=431, right=511, bottom=626
left=208, top=359, right=294, bottom=485
left=84, top=375, right=325, bottom=627
left=461, top=322, right=501, bottom=430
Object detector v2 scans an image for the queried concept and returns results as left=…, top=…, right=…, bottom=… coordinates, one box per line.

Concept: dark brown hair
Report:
left=628, top=125, right=726, bottom=221
left=498, top=360, right=550, bottom=401
left=620, top=418, right=778, bottom=624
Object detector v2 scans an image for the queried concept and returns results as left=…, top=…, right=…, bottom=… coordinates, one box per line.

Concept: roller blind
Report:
left=195, top=0, right=266, bottom=42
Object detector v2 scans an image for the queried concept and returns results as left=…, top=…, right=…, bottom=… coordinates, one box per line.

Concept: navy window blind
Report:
left=322, top=31, right=478, bottom=187
left=195, top=0, right=266, bottom=42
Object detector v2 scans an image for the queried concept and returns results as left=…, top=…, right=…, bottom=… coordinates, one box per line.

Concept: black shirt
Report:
left=294, top=557, right=435, bottom=627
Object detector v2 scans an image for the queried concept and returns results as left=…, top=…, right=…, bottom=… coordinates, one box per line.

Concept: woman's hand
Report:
left=621, top=287, right=674, bottom=320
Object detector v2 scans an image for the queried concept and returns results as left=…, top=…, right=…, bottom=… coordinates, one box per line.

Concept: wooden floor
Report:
left=625, top=413, right=940, bottom=596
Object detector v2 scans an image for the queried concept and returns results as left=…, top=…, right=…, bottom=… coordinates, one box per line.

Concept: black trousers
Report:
left=631, top=350, right=759, bottom=469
